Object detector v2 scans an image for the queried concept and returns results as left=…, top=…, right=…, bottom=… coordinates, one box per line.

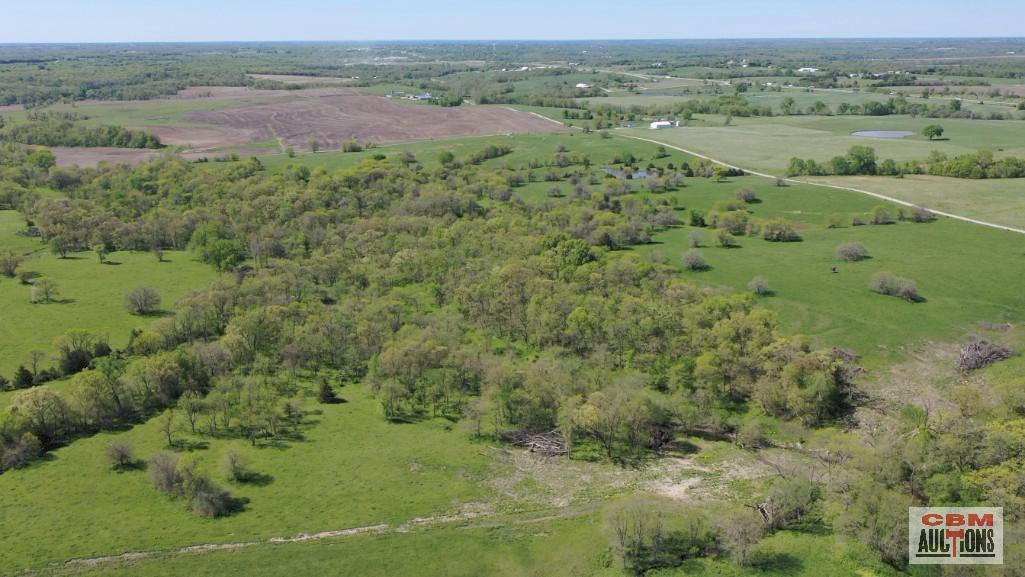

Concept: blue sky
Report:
left=2, top=0, right=1023, bottom=42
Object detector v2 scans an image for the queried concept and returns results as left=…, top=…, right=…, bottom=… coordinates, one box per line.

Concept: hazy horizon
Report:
left=4, top=0, right=1024, bottom=43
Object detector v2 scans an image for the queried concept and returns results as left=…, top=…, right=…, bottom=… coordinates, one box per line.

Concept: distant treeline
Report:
left=787, top=146, right=1025, bottom=179
left=0, top=113, right=162, bottom=149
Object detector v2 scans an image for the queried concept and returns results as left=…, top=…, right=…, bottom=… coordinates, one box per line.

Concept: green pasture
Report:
left=0, top=217, right=219, bottom=393
left=623, top=114, right=1025, bottom=174
left=806, top=174, right=1025, bottom=228
left=631, top=177, right=1025, bottom=364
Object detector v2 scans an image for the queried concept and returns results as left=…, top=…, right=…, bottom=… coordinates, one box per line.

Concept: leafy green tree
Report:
left=922, top=124, right=944, bottom=140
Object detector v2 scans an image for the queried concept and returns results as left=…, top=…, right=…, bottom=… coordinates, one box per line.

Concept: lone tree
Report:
left=106, top=440, right=136, bottom=470
left=31, top=278, right=58, bottom=303
left=0, top=250, right=23, bottom=277
left=923, top=124, right=945, bottom=141
left=681, top=249, right=709, bottom=271
left=835, top=241, right=868, bottom=262
left=748, top=276, right=771, bottom=296
left=124, top=285, right=161, bottom=315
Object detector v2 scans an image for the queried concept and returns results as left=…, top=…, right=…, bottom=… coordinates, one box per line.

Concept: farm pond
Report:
left=851, top=130, right=914, bottom=139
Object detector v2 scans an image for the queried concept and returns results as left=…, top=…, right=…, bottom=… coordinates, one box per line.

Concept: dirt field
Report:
left=42, top=87, right=564, bottom=165
left=48, top=147, right=162, bottom=167
left=247, top=74, right=355, bottom=85
left=180, top=88, right=564, bottom=151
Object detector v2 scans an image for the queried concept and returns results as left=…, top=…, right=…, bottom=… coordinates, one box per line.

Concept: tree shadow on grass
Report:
left=233, top=470, right=274, bottom=486
left=101, top=260, right=122, bottom=266
left=751, top=551, right=804, bottom=573
left=112, top=458, right=147, bottom=473
left=172, top=439, right=210, bottom=452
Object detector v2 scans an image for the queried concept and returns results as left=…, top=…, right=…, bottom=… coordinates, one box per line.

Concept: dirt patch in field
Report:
left=48, top=147, right=162, bottom=167
left=247, top=74, right=356, bottom=85
left=182, top=88, right=564, bottom=151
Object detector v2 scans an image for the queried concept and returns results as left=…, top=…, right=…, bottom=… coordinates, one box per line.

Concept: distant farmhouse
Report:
left=797, top=67, right=820, bottom=74
left=575, top=83, right=593, bottom=89
left=649, top=120, right=680, bottom=130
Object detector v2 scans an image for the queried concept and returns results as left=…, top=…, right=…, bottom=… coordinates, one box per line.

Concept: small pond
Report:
left=851, top=130, right=914, bottom=139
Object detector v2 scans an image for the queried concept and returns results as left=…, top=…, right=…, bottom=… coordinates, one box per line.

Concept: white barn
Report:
left=649, top=121, right=678, bottom=130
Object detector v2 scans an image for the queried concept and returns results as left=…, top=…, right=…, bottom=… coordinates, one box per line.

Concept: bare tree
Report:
left=124, top=285, right=161, bottom=315
left=106, top=440, right=136, bottom=470
left=148, top=451, right=181, bottom=493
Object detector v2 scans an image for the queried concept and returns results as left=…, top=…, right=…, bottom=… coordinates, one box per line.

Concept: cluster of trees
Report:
left=0, top=112, right=162, bottom=148
left=0, top=138, right=860, bottom=473
left=786, top=145, right=882, bottom=177
left=922, top=150, right=1025, bottom=179
left=788, top=145, right=1025, bottom=180
left=688, top=197, right=801, bottom=244
left=1, top=329, right=112, bottom=394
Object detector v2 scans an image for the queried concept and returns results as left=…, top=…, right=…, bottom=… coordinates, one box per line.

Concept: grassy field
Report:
left=623, top=115, right=1025, bottom=175
left=259, top=130, right=676, bottom=174
left=42, top=522, right=904, bottom=577
left=0, top=214, right=219, bottom=395
left=0, top=385, right=492, bottom=573
left=631, top=177, right=1025, bottom=365
left=806, top=174, right=1025, bottom=229
left=0, top=379, right=902, bottom=577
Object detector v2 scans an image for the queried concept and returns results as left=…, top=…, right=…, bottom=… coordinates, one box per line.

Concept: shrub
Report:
left=106, top=440, right=136, bottom=470
left=224, top=448, right=249, bottom=482
left=908, top=206, right=936, bottom=223
left=748, top=276, right=771, bottom=296
left=681, top=249, right=708, bottom=271
left=687, top=231, right=703, bottom=248
left=1, top=433, right=42, bottom=471
left=835, top=241, right=868, bottom=262
left=735, top=188, right=757, bottom=203
left=869, top=272, right=922, bottom=302
left=148, top=451, right=182, bottom=493
left=341, top=140, right=363, bottom=153
left=182, top=468, right=240, bottom=517
left=826, top=213, right=847, bottom=228
left=761, top=219, right=800, bottom=242
left=124, top=285, right=161, bottom=315
left=716, top=228, right=737, bottom=248
left=870, top=205, right=895, bottom=225
left=688, top=210, right=706, bottom=227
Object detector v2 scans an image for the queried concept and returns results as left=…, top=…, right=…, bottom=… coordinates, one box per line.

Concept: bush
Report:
left=761, top=219, right=800, bottom=242
left=835, top=241, right=868, bottom=262
left=124, top=285, right=162, bottom=315
left=748, top=276, right=771, bottom=296
left=825, top=213, right=847, bottom=228
left=870, top=206, right=895, bottom=225
left=341, top=140, right=363, bottom=153
left=106, top=440, right=136, bottom=470
left=687, top=231, right=702, bottom=248
left=681, top=249, right=708, bottom=271
left=716, top=228, right=737, bottom=248
left=148, top=451, right=182, bottom=493
left=869, top=272, right=922, bottom=302
left=1, top=433, right=42, bottom=471
left=224, top=448, right=248, bottom=482
left=688, top=210, right=706, bottom=227
left=181, top=467, right=242, bottom=517
left=735, top=188, right=757, bottom=203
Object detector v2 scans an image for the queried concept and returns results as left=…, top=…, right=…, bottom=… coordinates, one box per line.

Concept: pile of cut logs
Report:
left=958, top=339, right=1012, bottom=373
left=502, top=430, right=568, bottom=456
